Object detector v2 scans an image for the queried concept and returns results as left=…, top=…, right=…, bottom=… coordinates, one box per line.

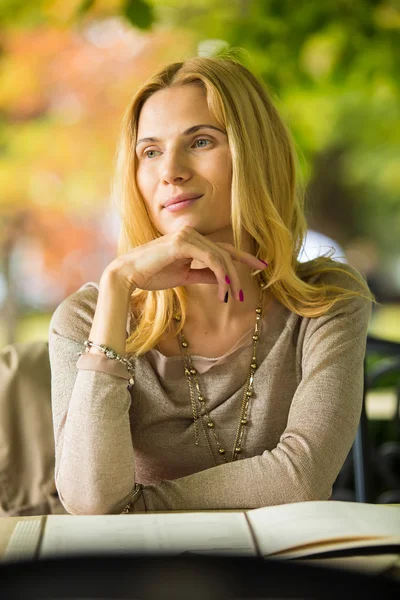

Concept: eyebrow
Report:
left=135, top=124, right=227, bottom=147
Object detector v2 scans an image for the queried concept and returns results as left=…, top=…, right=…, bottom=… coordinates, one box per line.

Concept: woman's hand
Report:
left=104, top=225, right=267, bottom=303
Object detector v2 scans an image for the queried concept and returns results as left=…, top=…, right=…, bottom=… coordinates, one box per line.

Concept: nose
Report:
left=161, top=148, right=192, bottom=185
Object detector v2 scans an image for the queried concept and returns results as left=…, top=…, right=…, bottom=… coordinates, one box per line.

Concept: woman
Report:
left=49, top=55, right=374, bottom=515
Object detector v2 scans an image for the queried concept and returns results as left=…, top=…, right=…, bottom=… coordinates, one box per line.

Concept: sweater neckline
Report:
left=149, top=311, right=271, bottom=362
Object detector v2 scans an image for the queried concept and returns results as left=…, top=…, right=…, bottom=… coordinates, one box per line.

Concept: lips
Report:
left=163, top=194, right=203, bottom=208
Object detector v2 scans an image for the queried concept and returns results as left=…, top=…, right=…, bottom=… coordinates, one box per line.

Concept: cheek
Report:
left=209, top=154, right=232, bottom=190
left=136, top=164, right=154, bottom=195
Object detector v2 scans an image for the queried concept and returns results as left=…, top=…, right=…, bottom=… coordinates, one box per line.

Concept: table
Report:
left=1, top=514, right=400, bottom=580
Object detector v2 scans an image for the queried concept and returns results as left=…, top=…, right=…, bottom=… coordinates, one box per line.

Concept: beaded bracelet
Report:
left=83, top=340, right=135, bottom=388
left=121, top=484, right=143, bottom=514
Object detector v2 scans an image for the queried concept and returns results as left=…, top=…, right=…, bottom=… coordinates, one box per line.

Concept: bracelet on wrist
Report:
left=82, top=340, right=135, bottom=388
left=121, top=484, right=143, bottom=514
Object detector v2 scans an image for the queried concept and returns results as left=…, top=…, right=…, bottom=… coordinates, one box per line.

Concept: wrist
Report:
left=100, top=265, right=136, bottom=297
left=89, top=268, right=134, bottom=358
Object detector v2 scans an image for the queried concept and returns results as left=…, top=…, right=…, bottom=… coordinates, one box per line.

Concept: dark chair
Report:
left=353, top=335, right=400, bottom=503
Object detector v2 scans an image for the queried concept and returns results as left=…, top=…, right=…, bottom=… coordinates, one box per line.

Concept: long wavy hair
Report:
left=112, top=54, right=375, bottom=357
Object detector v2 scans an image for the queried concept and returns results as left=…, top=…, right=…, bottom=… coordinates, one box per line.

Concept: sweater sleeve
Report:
left=139, top=276, right=372, bottom=511
left=49, top=284, right=142, bottom=515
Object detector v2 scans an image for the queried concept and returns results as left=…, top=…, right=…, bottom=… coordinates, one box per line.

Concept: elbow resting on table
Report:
left=56, top=480, right=129, bottom=515
left=263, top=482, right=332, bottom=508
left=294, top=474, right=333, bottom=505
left=58, top=493, right=125, bottom=516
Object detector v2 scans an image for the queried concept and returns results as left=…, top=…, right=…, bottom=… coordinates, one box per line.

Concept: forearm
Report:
left=87, top=269, right=133, bottom=357
left=49, top=279, right=138, bottom=515
left=140, top=434, right=339, bottom=512
left=54, top=275, right=138, bottom=514
left=54, top=365, right=136, bottom=515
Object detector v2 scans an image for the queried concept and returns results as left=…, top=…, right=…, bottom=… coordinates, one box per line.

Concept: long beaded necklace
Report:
left=174, top=281, right=266, bottom=465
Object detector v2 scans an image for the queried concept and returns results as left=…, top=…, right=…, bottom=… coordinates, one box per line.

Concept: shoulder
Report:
left=300, top=258, right=366, bottom=289
left=299, top=259, right=373, bottom=321
left=301, top=259, right=371, bottom=304
left=49, top=282, right=99, bottom=343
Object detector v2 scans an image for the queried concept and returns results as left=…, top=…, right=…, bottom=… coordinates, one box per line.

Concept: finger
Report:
left=185, top=268, right=219, bottom=285
left=177, top=226, right=267, bottom=272
left=216, top=242, right=268, bottom=271
left=176, top=235, right=234, bottom=302
left=197, top=239, right=266, bottom=298
left=209, top=244, right=259, bottom=302
left=215, top=243, right=268, bottom=301
left=176, top=227, right=266, bottom=303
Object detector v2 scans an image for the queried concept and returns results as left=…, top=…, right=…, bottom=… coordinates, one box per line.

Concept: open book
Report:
left=4, top=501, right=400, bottom=563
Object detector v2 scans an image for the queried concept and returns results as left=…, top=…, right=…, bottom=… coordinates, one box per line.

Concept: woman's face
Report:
left=135, top=85, right=233, bottom=239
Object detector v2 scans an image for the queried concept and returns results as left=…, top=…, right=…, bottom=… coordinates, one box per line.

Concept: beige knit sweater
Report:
left=49, top=263, right=372, bottom=515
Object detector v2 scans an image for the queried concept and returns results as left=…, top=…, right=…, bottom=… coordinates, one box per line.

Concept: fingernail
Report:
left=225, top=274, right=231, bottom=285
left=239, top=289, right=244, bottom=302
left=224, top=291, right=229, bottom=303
left=259, top=259, right=269, bottom=267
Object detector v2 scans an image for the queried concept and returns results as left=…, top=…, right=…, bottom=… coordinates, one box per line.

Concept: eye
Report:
left=143, top=149, right=160, bottom=159
left=193, top=138, right=212, bottom=148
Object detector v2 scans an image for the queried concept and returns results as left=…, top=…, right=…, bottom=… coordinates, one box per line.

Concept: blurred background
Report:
left=0, top=0, right=399, bottom=349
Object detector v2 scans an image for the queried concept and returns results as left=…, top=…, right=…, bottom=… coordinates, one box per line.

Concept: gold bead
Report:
left=182, top=341, right=188, bottom=348
left=241, top=418, right=248, bottom=425
left=256, top=308, right=262, bottom=314
left=190, top=368, right=196, bottom=375
left=198, top=394, right=204, bottom=402
left=174, top=315, right=181, bottom=321
left=250, top=362, right=257, bottom=369
left=246, top=390, right=252, bottom=397
left=218, top=448, right=225, bottom=454
left=207, top=421, right=215, bottom=428
left=235, top=447, right=242, bottom=454
left=184, top=368, right=191, bottom=376
left=252, top=334, right=259, bottom=341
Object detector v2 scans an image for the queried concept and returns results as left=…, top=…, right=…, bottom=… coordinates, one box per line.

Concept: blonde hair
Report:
left=112, top=54, right=375, bottom=357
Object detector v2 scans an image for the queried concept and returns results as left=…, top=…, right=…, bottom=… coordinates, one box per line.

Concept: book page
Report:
left=271, top=535, right=400, bottom=559
left=39, top=512, right=257, bottom=559
left=246, top=501, right=400, bottom=558
left=4, top=520, right=43, bottom=562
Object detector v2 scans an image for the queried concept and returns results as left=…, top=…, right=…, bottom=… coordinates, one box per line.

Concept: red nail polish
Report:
left=259, top=260, right=268, bottom=267
left=239, top=289, right=244, bottom=302
left=225, top=275, right=231, bottom=285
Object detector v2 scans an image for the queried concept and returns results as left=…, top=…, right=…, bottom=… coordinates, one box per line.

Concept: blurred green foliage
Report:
left=124, top=0, right=154, bottom=29
left=0, top=0, right=153, bottom=29
left=150, top=0, right=400, bottom=263
left=0, top=0, right=399, bottom=275
left=2, top=1, right=398, bottom=84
